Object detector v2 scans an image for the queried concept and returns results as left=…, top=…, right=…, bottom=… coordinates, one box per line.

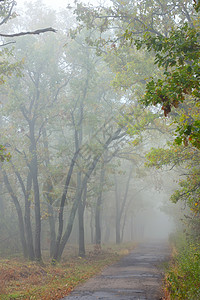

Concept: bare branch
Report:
left=0, top=40, right=15, bottom=47
left=36, top=119, right=47, bottom=144
left=0, top=27, right=56, bottom=38
left=0, top=0, right=15, bottom=26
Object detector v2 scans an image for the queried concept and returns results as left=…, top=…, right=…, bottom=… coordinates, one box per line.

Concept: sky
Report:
left=16, top=0, right=101, bottom=10
left=17, top=0, right=74, bottom=10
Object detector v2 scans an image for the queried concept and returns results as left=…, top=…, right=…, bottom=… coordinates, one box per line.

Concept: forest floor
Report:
left=0, top=243, right=135, bottom=300
left=62, top=241, right=170, bottom=300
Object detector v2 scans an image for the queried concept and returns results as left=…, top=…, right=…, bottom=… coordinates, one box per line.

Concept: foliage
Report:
left=0, top=0, right=55, bottom=163
left=145, top=145, right=196, bottom=169
left=0, top=1, right=19, bottom=161
left=72, top=0, right=199, bottom=144
left=134, top=22, right=200, bottom=149
left=73, top=0, right=194, bottom=44
left=0, top=48, right=22, bottom=85
left=146, top=144, right=200, bottom=236
left=73, top=1, right=199, bottom=149
left=194, top=0, right=200, bottom=11
left=166, top=235, right=200, bottom=299
left=0, top=1, right=23, bottom=85
left=0, top=0, right=16, bottom=20
left=0, top=145, right=11, bottom=162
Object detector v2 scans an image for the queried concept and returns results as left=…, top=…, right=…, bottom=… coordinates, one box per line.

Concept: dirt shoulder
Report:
left=0, top=244, right=135, bottom=300
left=63, top=241, right=170, bottom=300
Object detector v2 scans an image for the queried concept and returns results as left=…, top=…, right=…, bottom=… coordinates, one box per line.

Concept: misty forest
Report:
left=0, top=0, right=199, bottom=299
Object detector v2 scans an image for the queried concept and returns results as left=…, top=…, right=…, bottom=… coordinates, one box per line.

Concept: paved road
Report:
left=63, top=242, right=170, bottom=300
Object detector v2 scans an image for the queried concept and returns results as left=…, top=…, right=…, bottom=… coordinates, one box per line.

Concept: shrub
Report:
left=166, top=235, right=200, bottom=299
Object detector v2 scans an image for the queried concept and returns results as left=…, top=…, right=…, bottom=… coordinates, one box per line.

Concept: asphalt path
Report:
left=63, top=241, right=170, bottom=300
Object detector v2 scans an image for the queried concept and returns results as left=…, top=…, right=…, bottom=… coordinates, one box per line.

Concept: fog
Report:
left=138, top=209, right=174, bottom=240
left=17, top=0, right=69, bottom=10
left=16, top=0, right=105, bottom=10
left=0, top=0, right=192, bottom=263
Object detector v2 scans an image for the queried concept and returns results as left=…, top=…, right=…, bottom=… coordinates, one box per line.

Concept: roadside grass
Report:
left=0, top=243, right=135, bottom=300
left=164, top=235, right=200, bottom=300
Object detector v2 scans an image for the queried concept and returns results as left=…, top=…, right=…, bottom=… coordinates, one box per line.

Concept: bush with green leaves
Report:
left=166, top=235, right=200, bottom=299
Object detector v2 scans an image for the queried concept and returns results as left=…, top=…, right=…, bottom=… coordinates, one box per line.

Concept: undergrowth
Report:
left=165, top=234, right=200, bottom=299
left=0, top=243, right=135, bottom=300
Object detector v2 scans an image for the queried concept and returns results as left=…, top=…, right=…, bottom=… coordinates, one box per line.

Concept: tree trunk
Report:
left=77, top=168, right=85, bottom=257
left=42, top=127, right=56, bottom=257
left=78, top=185, right=87, bottom=257
left=0, top=181, right=5, bottom=217
left=116, top=219, right=121, bottom=244
left=32, top=168, right=42, bottom=261
left=47, top=202, right=56, bottom=257
left=90, top=208, right=94, bottom=244
left=57, top=194, right=82, bottom=260
left=24, top=172, right=35, bottom=260
left=52, top=150, right=79, bottom=262
left=3, top=171, right=28, bottom=258
left=78, top=201, right=85, bottom=257
left=95, top=164, right=105, bottom=246
left=121, top=209, right=127, bottom=243
left=95, top=205, right=101, bottom=245
left=53, top=127, right=124, bottom=261
left=29, top=120, right=42, bottom=262
left=9, top=165, right=34, bottom=260
left=55, top=155, right=101, bottom=260
left=115, top=175, right=121, bottom=244
left=104, top=217, right=111, bottom=243
left=130, top=216, right=134, bottom=241
left=114, top=166, right=133, bottom=244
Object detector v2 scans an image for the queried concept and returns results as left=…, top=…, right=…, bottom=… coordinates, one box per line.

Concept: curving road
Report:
left=63, top=242, right=170, bottom=300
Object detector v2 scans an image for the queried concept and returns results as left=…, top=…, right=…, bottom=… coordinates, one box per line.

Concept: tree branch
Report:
left=0, top=41, right=15, bottom=47
left=0, top=0, right=15, bottom=26
left=0, top=27, right=56, bottom=38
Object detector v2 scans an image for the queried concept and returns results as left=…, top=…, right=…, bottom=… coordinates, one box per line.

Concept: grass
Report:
left=0, top=243, right=135, bottom=300
left=164, top=235, right=200, bottom=300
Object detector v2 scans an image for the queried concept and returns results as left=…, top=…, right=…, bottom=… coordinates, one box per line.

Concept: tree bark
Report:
left=24, top=172, right=35, bottom=260
left=104, top=216, right=111, bottom=243
left=78, top=185, right=87, bottom=257
left=0, top=27, right=56, bottom=38
left=42, top=128, right=56, bottom=258
left=47, top=202, right=56, bottom=257
left=115, top=175, right=121, bottom=244
left=95, top=148, right=120, bottom=246
left=95, top=163, right=105, bottom=246
left=52, top=149, right=79, bottom=261
left=53, top=127, right=125, bottom=261
left=3, top=171, right=28, bottom=258
left=13, top=167, right=35, bottom=260
left=29, top=120, right=42, bottom=262
left=20, top=94, right=43, bottom=262
left=115, top=166, right=133, bottom=244
left=55, top=155, right=102, bottom=260
left=90, top=208, right=94, bottom=244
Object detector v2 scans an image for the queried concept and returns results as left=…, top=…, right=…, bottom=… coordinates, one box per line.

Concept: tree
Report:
left=73, top=0, right=198, bottom=148
left=135, top=22, right=200, bottom=149
left=0, top=0, right=56, bottom=162
left=129, top=1, right=200, bottom=237
left=72, top=0, right=199, bottom=240
left=0, top=3, right=67, bottom=261
left=145, top=143, right=200, bottom=238
left=0, top=1, right=55, bottom=39
left=114, top=164, right=133, bottom=244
